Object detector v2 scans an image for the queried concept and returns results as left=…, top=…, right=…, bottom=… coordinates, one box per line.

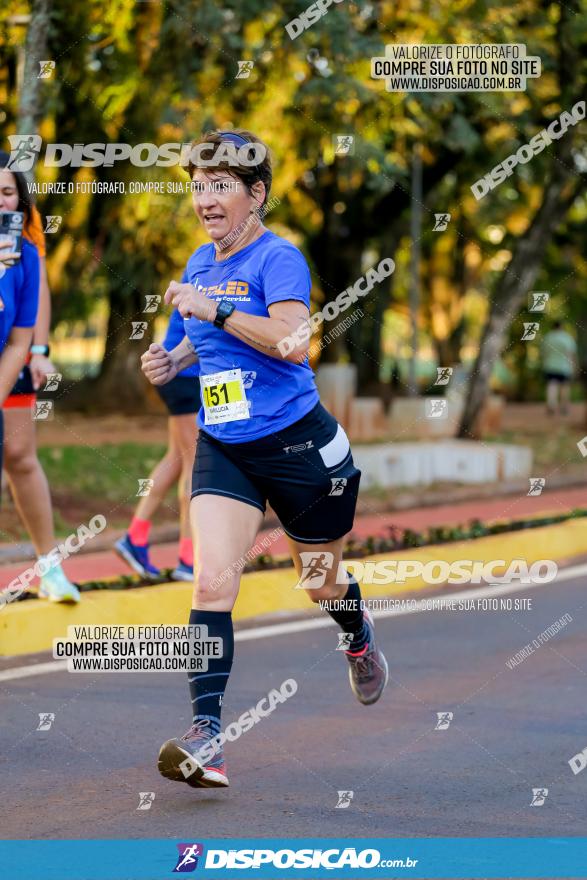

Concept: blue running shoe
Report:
left=171, top=560, right=194, bottom=582
left=114, top=534, right=160, bottom=580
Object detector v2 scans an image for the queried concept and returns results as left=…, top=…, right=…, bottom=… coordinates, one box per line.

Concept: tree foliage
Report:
left=0, top=0, right=585, bottom=414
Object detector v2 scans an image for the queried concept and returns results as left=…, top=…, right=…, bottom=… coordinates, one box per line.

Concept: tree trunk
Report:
left=458, top=0, right=583, bottom=437
left=576, top=322, right=587, bottom=428
left=458, top=173, right=582, bottom=437
left=355, top=278, right=387, bottom=390
left=305, top=144, right=466, bottom=372
left=17, top=0, right=51, bottom=135
left=92, top=285, right=154, bottom=413
left=306, top=174, right=364, bottom=363
left=512, top=340, right=530, bottom=401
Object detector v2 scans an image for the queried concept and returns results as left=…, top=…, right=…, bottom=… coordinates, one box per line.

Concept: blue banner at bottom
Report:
left=1, top=838, right=586, bottom=879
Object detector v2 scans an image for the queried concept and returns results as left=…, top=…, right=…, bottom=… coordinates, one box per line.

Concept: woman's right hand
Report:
left=141, top=343, right=178, bottom=385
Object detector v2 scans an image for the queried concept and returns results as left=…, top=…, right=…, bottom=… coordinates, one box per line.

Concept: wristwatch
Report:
left=30, top=344, right=50, bottom=356
left=213, top=299, right=236, bottom=329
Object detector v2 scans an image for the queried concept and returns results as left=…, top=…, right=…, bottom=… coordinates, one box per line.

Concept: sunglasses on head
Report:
left=217, top=131, right=250, bottom=148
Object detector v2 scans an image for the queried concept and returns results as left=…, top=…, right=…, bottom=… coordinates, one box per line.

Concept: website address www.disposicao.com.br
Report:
left=197, top=847, right=418, bottom=870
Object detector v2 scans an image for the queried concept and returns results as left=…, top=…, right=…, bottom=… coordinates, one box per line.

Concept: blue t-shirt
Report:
left=183, top=230, right=319, bottom=442
left=161, top=308, right=199, bottom=378
left=0, top=239, right=40, bottom=353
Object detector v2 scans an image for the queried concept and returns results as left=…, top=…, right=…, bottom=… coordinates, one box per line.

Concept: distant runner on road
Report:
left=541, top=320, right=577, bottom=417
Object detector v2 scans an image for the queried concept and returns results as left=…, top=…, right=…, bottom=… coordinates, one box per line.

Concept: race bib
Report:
left=201, top=369, right=250, bottom=425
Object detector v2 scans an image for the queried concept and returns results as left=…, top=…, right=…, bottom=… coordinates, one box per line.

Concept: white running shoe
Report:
left=39, top=565, right=81, bottom=603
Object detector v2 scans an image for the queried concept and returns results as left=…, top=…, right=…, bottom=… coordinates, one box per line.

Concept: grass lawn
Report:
left=486, top=425, right=582, bottom=473
left=0, top=443, right=175, bottom=542
left=39, top=443, right=168, bottom=504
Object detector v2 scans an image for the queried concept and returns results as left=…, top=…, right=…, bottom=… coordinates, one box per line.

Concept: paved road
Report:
left=1, top=573, right=586, bottom=839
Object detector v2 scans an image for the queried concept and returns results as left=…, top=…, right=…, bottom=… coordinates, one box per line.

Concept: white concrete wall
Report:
left=353, top=441, right=533, bottom=489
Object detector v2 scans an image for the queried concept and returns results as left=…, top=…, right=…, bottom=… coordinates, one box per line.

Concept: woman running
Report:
left=0, top=164, right=40, bottom=494
left=141, top=130, right=388, bottom=790
left=0, top=151, right=79, bottom=602
left=115, top=308, right=199, bottom=581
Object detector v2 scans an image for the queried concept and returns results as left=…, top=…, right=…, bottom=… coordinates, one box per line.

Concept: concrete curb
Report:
left=1, top=519, right=586, bottom=657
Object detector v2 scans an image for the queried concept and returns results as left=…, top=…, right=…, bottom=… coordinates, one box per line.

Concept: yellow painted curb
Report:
left=1, top=519, right=585, bottom=656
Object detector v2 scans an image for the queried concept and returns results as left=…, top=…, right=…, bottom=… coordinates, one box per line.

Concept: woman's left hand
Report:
left=0, top=236, right=20, bottom=265
left=164, top=281, right=217, bottom=322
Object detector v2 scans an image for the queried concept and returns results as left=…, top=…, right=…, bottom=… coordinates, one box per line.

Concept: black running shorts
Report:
left=156, top=375, right=201, bottom=416
left=544, top=371, right=570, bottom=384
left=9, top=363, right=35, bottom=396
left=191, top=402, right=361, bottom=544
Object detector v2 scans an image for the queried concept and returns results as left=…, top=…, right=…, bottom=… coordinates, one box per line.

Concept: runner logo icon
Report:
left=296, top=551, right=334, bottom=589
left=336, top=790, right=354, bottom=808
left=433, top=213, right=451, bottom=231
left=529, top=291, right=549, bottom=312
left=434, top=367, right=453, bottom=385
left=334, top=135, right=354, bottom=155
left=241, top=371, right=257, bottom=389
left=38, top=60, right=55, bottom=79
left=143, top=294, right=161, bottom=313
left=33, top=400, right=54, bottom=420
left=236, top=60, right=254, bottom=79
left=426, top=398, right=447, bottom=419
left=435, top=711, right=453, bottom=730
left=136, top=792, right=155, bottom=810
left=530, top=788, right=549, bottom=806
left=44, top=215, right=62, bottom=233
left=173, top=843, right=204, bottom=872
left=130, top=321, right=148, bottom=340
left=528, top=477, right=545, bottom=496
left=36, top=712, right=55, bottom=731
left=521, top=322, right=539, bottom=341
left=329, top=477, right=347, bottom=496
left=44, top=373, right=62, bottom=392
left=7, top=134, right=42, bottom=171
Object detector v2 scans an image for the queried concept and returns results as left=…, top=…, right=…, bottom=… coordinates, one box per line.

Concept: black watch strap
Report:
left=213, top=299, right=236, bottom=329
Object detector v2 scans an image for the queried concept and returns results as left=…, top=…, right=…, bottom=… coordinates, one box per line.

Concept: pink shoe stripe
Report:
left=346, top=645, right=368, bottom=657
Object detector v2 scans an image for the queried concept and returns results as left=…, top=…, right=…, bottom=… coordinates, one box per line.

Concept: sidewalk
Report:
left=1, top=486, right=584, bottom=587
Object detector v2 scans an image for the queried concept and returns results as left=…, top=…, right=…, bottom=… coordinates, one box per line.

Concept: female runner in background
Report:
left=115, top=308, right=199, bottom=582
left=0, top=151, right=78, bottom=602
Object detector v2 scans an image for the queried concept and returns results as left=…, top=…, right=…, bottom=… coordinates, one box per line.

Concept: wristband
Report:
left=213, top=299, right=236, bottom=329
left=30, top=344, right=50, bottom=356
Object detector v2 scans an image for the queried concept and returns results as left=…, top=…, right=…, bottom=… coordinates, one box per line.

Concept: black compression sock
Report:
left=187, top=609, right=234, bottom=736
left=322, top=576, right=369, bottom=654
